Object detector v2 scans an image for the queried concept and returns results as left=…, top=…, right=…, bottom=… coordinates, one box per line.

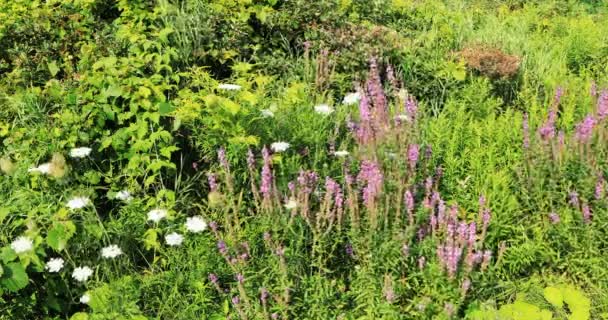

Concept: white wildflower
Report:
left=45, top=258, right=65, bottom=273
left=101, top=244, right=122, bottom=259
left=342, top=92, right=361, bottom=105
left=395, top=114, right=410, bottom=122
left=115, top=190, right=132, bottom=202
left=147, top=208, right=168, bottom=223
left=333, top=150, right=350, bottom=157
left=80, top=294, right=90, bottom=304
left=261, top=109, right=275, bottom=118
left=69, top=147, right=92, bottom=158
left=270, top=142, right=290, bottom=153
left=72, top=266, right=93, bottom=282
left=11, top=236, right=33, bottom=254
left=314, top=104, right=334, bottom=115
left=28, top=163, right=51, bottom=174
left=284, top=199, right=297, bottom=210
left=66, top=196, right=91, bottom=210
left=165, top=232, right=184, bottom=246
left=217, top=84, right=242, bottom=91
left=185, top=216, right=207, bottom=233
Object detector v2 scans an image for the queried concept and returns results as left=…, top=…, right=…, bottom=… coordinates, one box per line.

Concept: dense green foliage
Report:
left=1, top=0, right=608, bottom=319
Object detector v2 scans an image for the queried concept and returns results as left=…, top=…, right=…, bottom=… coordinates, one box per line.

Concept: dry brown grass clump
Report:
left=457, top=45, right=521, bottom=79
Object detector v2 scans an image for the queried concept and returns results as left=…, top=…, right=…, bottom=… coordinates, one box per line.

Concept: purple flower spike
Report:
left=357, top=160, right=383, bottom=206
left=260, top=288, right=269, bottom=304
left=218, top=147, right=229, bottom=170
left=548, top=212, right=560, bottom=224
left=207, top=173, right=218, bottom=192
left=345, top=243, right=354, bottom=257
left=231, top=296, right=240, bottom=305
left=208, top=273, right=219, bottom=284
left=575, top=115, right=596, bottom=143
left=236, top=273, right=244, bottom=284
left=408, top=144, right=419, bottom=169
left=217, top=240, right=228, bottom=255
left=582, top=204, right=592, bottom=224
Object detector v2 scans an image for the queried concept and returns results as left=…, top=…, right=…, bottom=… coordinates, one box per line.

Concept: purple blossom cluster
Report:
left=357, top=160, right=383, bottom=207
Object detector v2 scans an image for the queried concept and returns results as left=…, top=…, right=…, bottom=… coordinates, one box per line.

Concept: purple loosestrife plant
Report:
left=408, top=144, right=419, bottom=169
left=582, top=204, right=592, bottom=224
left=575, top=115, right=596, bottom=143
left=357, top=160, right=383, bottom=208
left=597, top=90, right=608, bottom=121
left=260, top=146, right=274, bottom=204
left=549, top=212, right=560, bottom=224
left=595, top=175, right=604, bottom=200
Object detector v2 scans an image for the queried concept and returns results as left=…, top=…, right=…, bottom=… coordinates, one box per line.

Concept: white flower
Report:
left=101, top=245, right=122, bottom=259
left=72, top=266, right=93, bottom=282
left=314, top=104, right=334, bottom=115
left=395, top=114, right=410, bottom=122
left=147, top=208, right=168, bottom=223
left=45, top=258, right=64, bottom=273
left=28, top=163, right=51, bottom=174
left=217, top=84, right=242, bottom=91
left=69, top=147, right=92, bottom=158
left=185, top=216, right=207, bottom=233
left=115, top=190, right=132, bottom=202
left=261, top=109, right=275, bottom=118
left=270, top=142, right=290, bottom=153
left=333, top=150, right=350, bottom=157
left=66, top=197, right=91, bottom=210
left=11, top=236, right=33, bottom=254
left=165, top=232, right=184, bottom=246
left=284, top=199, right=297, bottom=210
left=342, top=92, right=361, bottom=105
left=80, top=294, right=90, bottom=304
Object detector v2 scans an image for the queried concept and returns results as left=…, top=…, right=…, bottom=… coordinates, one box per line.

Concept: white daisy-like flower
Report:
left=314, top=104, right=334, bottom=115
left=284, top=199, right=297, bottom=210
left=342, top=92, right=361, bottom=105
left=69, top=147, right=92, bottom=158
left=72, top=266, right=93, bottom=282
left=395, top=114, right=410, bottom=122
left=185, top=216, right=207, bottom=233
left=115, top=190, right=132, bottom=202
left=165, top=232, right=184, bottom=246
left=101, top=244, right=122, bottom=259
left=270, top=142, right=290, bottom=153
left=261, top=109, right=275, bottom=118
left=80, top=294, right=90, bottom=304
left=45, top=258, right=64, bottom=273
left=11, top=236, right=33, bottom=254
left=28, top=163, right=51, bottom=174
left=333, top=150, right=350, bottom=157
left=147, top=208, right=168, bottom=223
left=66, top=197, right=91, bottom=210
left=217, top=84, right=242, bottom=91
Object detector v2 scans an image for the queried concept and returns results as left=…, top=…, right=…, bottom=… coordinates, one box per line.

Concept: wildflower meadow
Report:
left=1, top=0, right=608, bottom=319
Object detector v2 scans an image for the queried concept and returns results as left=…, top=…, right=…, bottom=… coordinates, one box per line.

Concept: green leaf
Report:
left=46, top=222, right=76, bottom=251
left=48, top=61, right=60, bottom=77
left=0, top=263, right=29, bottom=292
left=0, top=247, right=17, bottom=263
left=105, top=85, right=123, bottom=97
left=143, top=229, right=160, bottom=250
left=221, top=99, right=241, bottom=115
left=544, top=286, right=563, bottom=308
left=69, top=313, right=89, bottom=320
left=158, top=102, right=175, bottom=116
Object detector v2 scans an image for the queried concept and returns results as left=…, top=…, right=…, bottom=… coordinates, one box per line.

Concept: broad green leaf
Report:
left=0, top=263, right=28, bottom=292
left=158, top=102, right=175, bottom=115
left=69, top=313, right=89, bottom=320
left=48, top=61, right=60, bottom=77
